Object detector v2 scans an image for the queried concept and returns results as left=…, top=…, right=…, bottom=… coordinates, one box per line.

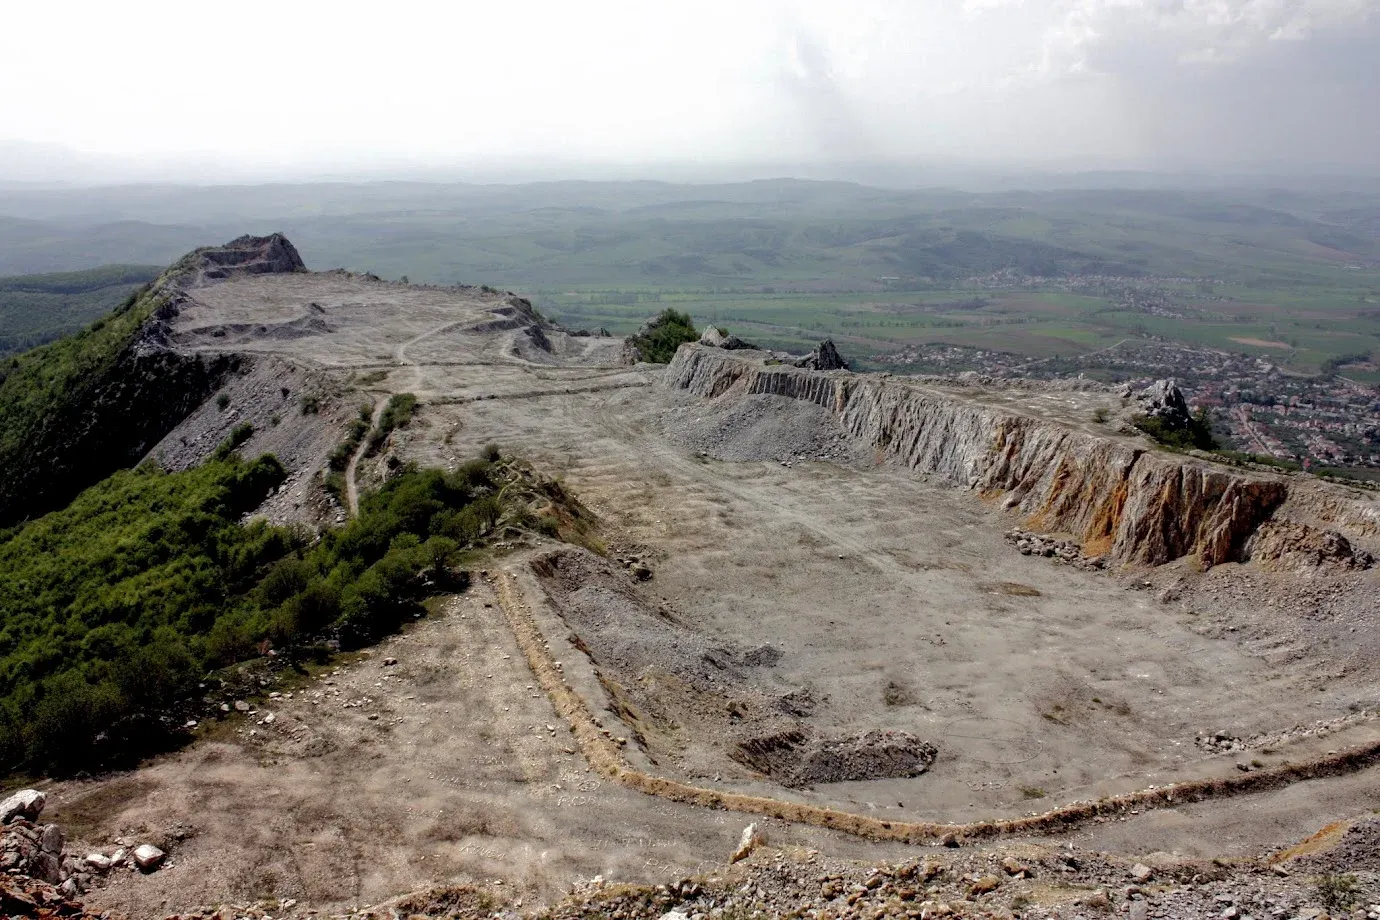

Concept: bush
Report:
left=365, top=393, right=418, bottom=456
left=1132, top=407, right=1218, bottom=451
left=212, top=422, right=255, bottom=461
left=0, top=450, right=512, bottom=776
left=327, top=404, right=374, bottom=472
left=627, top=309, right=698, bottom=363
left=1317, top=873, right=1360, bottom=912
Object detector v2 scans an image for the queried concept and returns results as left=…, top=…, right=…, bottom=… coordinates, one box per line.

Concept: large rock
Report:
left=699, top=328, right=760, bottom=351
left=1137, top=378, right=1190, bottom=428
left=196, top=233, right=306, bottom=281
left=132, top=844, right=165, bottom=871
left=38, top=824, right=62, bottom=855
left=1244, top=520, right=1374, bottom=573
left=0, top=790, right=45, bottom=825
left=730, top=823, right=766, bottom=863
left=793, top=339, right=849, bottom=371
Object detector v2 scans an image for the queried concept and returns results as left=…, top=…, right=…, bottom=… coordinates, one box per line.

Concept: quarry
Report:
left=9, top=236, right=1380, bottom=920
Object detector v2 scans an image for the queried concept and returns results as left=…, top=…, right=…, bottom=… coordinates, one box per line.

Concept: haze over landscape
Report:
left=2, top=4, right=1380, bottom=920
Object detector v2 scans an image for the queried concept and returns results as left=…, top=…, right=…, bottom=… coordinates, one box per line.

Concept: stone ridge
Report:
left=664, top=344, right=1293, bottom=567
left=194, top=233, right=306, bottom=281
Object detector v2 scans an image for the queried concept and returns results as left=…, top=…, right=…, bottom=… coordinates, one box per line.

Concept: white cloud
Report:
left=0, top=0, right=1376, bottom=173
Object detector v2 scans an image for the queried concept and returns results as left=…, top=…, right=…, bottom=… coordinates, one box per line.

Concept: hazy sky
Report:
left=3, top=0, right=1378, bottom=177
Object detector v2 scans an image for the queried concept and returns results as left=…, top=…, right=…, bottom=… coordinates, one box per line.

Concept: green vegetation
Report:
left=328, top=404, right=375, bottom=472
left=1133, top=408, right=1219, bottom=451
left=1316, top=873, right=1361, bottom=912
left=365, top=392, right=418, bottom=456
left=0, top=271, right=234, bottom=526
left=0, top=265, right=161, bottom=356
left=212, top=422, right=254, bottom=460
left=0, top=448, right=522, bottom=775
left=626, top=309, right=698, bottom=363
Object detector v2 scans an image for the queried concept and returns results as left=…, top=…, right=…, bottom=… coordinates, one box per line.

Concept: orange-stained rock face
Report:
left=666, top=344, right=1314, bottom=568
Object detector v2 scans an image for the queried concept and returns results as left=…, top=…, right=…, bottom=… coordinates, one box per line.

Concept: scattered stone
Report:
left=1130, top=863, right=1154, bottom=883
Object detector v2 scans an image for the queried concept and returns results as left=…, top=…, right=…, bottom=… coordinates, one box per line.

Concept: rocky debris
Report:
left=1194, top=712, right=1376, bottom=755
left=0, top=871, right=107, bottom=920
left=520, top=839, right=1380, bottom=920
left=1245, top=520, right=1375, bottom=573
left=195, top=233, right=306, bottom=282
left=734, top=728, right=937, bottom=787
left=1004, top=528, right=1107, bottom=569
left=662, top=392, right=870, bottom=468
left=1289, top=817, right=1380, bottom=874
left=729, top=823, right=766, bottom=863
left=1136, top=378, right=1191, bottom=428
left=0, top=789, right=46, bottom=824
left=793, top=339, right=849, bottom=371
left=698, top=328, right=759, bottom=351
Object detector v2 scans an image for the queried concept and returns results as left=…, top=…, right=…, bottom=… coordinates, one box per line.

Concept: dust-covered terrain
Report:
left=18, top=238, right=1380, bottom=919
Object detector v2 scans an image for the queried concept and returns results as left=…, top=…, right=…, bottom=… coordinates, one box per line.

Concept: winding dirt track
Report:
left=344, top=400, right=385, bottom=517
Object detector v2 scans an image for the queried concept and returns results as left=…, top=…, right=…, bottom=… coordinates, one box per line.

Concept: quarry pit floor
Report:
left=50, top=273, right=1380, bottom=916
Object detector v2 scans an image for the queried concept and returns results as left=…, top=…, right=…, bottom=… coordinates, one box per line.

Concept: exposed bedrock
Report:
left=664, top=345, right=1313, bottom=567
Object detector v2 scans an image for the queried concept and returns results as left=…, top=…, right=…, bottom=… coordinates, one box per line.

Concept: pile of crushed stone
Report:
left=661, top=393, right=872, bottom=468
left=735, top=728, right=938, bottom=787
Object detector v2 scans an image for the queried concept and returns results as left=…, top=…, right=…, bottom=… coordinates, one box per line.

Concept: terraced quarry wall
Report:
left=666, top=345, right=1291, bottom=567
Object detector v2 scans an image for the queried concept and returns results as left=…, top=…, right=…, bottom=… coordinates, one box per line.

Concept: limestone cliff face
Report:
left=665, top=345, right=1297, bottom=567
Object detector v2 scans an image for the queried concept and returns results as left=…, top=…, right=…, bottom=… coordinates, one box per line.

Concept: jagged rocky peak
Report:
left=794, top=339, right=849, bottom=371
left=196, top=233, right=306, bottom=280
left=1134, top=378, right=1190, bottom=427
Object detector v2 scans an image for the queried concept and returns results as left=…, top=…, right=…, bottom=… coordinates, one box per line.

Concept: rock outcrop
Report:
left=0, top=235, right=312, bottom=526
left=794, top=339, right=849, bottom=371
left=1243, top=520, right=1374, bottom=573
left=665, top=346, right=1304, bottom=567
left=194, top=233, right=306, bottom=281
left=699, top=327, right=760, bottom=351
left=1134, top=378, right=1190, bottom=428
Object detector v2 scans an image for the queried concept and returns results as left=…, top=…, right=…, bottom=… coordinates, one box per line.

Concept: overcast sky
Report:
left=3, top=0, right=1378, bottom=180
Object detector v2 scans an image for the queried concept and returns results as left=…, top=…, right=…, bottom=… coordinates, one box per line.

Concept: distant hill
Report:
left=0, top=264, right=163, bottom=355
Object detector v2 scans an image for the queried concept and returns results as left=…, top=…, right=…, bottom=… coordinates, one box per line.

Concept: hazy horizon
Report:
left=4, top=0, right=1379, bottom=187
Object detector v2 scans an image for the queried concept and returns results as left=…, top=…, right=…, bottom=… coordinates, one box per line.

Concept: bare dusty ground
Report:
left=49, top=272, right=1380, bottom=916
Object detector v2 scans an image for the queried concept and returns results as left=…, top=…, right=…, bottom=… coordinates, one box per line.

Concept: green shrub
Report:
left=1317, top=873, right=1360, bottom=912
left=0, top=451, right=512, bottom=776
left=365, top=393, right=418, bottom=456
left=626, top=309, right=698, bottom=363
left=1132, top=407, right=1218, bottom=451
left=212, top=422, right=255, bottom=461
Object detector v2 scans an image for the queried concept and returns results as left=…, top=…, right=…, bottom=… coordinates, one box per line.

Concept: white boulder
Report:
left=133, top=844, right=165, bottom=871
left=0, top=789, right=46, bottom=824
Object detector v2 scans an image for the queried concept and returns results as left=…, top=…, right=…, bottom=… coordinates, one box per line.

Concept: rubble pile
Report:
left=1004, top=529, right=1107, bottom=570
